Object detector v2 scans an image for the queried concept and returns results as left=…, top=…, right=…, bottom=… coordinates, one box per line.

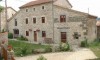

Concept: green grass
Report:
left=89, top=42, right=100, bottom=58
left=8, top=40, right=50, bottom=57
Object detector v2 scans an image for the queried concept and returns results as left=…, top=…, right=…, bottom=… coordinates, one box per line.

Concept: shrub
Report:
left=45, top=47, right=52, bottom=53
left=37, top=55, right=47, bottom=60
left=80, top=39, right=88, bottom=47
left=8, top=33, right=13, bottom=39
left=17, top=35, right=28, bottom=41
left=21, top=46, right=28, bottom=56
left=59, top=42, right=70, bottom=51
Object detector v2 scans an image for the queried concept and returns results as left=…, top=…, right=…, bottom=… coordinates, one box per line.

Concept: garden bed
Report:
left=8, top=40, right=51, bottom=57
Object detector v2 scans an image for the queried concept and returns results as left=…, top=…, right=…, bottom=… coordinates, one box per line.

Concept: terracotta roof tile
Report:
left=20, top=0, right=56, bottom=8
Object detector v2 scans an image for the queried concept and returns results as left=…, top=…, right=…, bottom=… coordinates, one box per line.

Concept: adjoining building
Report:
left=96, top=18, right=100, bottom=38
left=0, top=7, right=17, bottom=32
left=8, top=0, right=97, bottom=47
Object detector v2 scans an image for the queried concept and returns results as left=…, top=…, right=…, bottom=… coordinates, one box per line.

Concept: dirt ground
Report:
left=15, top=48, right=97, bottom=60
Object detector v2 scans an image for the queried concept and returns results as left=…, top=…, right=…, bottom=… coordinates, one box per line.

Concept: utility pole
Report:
left=5, top=0, right=8, bottom=32
left=52, top=0, right=54, bottom=43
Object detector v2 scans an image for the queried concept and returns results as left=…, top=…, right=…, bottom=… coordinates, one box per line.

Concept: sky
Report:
left=0, top=0, right=100, bottom=17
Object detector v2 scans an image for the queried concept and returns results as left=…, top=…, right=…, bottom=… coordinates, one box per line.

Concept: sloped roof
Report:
left=20, top=0, right=56, bottom=8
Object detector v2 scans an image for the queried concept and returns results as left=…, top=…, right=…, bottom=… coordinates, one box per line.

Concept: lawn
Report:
left=8, top=40, right=51, bottom=56
left=89, top=42, right=100, bottom=59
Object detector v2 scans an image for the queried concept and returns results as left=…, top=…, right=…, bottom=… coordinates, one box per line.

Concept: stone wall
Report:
left=0, top=32, right=8, bottom=45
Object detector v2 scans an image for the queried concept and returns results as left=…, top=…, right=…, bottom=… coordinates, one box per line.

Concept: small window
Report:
left=60, top=15, right=66, bottom=22
left=42, top=17, right=45, bottom=23
left=33, top=8, right=35, bottom=11
left=73, top=32, right=79, bottom=39
left=26, top=9, right=28, bottom=12
left=42, top=6, right=44, bottom=9
left=26, top=31, right=29, bottom=36
left=33, top=18, right=36, bottom=23
left=42, top=31, right=46, bottom=37
left=15, top=19, right=17, bottom=26
left=26, top=18, right=28, bottom=24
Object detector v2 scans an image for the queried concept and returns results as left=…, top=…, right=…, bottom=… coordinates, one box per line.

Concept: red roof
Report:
left=20, top=0, right=56, bottom=8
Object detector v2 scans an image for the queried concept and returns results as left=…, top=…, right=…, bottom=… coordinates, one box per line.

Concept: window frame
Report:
left=42, top=17, right=45, bottom=23
left=15, top=19, right=17, bottom=26
left=26, top=31, right=29, bottom=36
left=60, top=15, right=66, bottom=22
left=26, top=18, right=28, bottom=24
left=42, top=31, right=46, bottom=37
left=33, top=17, right=36, bottom=23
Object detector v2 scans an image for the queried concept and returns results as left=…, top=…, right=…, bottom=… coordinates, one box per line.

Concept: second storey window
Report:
left=26, top=9, right=28, bottom=12
left=26, top=18, right=28, bottom=24
left=26, top=31, right=29, bottom=36
left=42, top=6, right=44, bottom=9
left=42, top=31, right=46, bottom=37
left=33, top=18, right=36, bottom=23
left=15, top=19, right=17, bottom=26
left=60, top=15, right=66, bottom=22
left=42, top=17, right=45, bottom=23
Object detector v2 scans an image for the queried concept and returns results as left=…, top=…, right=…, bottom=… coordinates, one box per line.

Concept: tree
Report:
left=0, top=6, right=4, bottom=32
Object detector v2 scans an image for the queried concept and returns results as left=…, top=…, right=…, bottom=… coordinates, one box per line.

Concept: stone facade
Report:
left=0, top=7, right=16, bottom=32
left=8, top=0, right=97, bottom=46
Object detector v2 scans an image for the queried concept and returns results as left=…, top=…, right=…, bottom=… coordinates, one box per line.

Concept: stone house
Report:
left=8, top=0, right=97, bottom=46
left=96, top=18, right=100, bottom=38
left=0, top=7, right=16, bottom=32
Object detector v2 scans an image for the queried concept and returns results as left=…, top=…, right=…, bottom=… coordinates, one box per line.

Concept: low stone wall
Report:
left=0, top=32, right=8, bottom=45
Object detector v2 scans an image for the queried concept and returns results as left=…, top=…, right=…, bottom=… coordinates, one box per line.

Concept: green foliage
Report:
left=45, top=47, right=52, bottom=52
left=8, top=40, right=50, bottom=56
left=59, top=42, right=70, bottom=51
left=8, top=33, right=13, bottom=39
left=21, top=46, right=28, bottom=56
left=37, top=55, right=47, bottom=60
left=80, top=39, right=88, bottom=47
left=1, top=29, right=5, bottom=33
left=17, top=35, right=28, bottom=41
left=0, top=6, right=3, bottom=12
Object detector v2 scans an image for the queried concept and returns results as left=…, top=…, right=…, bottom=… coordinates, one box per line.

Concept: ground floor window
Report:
left=61, top=32, right=66, bottom=43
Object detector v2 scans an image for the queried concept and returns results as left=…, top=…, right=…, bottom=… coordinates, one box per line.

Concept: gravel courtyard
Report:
left=15, top=48, right=97, bottom=60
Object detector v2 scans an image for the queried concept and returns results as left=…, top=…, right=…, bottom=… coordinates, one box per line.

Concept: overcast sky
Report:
left=0, top=0, right=100, bottom=17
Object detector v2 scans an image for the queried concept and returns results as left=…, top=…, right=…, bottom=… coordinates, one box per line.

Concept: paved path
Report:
left=15, top=48, right=97, bottom=60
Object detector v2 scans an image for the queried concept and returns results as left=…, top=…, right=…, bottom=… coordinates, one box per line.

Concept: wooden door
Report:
left=34, top=31, right=37, bottom=42
left=61, top=32, right=66, bottom=43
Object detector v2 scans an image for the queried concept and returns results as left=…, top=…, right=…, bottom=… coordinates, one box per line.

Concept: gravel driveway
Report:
left=15, top=48, right=97, bottom=60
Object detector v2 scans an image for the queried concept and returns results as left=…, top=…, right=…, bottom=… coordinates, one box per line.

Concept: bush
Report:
left=45, top=47, right=52, bottom=53
left=8, top=33, right=13, bottom=39
left=37, top=55, right=47, bottom=60
left=59, top=42, right=70, bottom=51
left=17, top=35, right=28, bottom=41
left=21, top=46, right=27, bottom=56
left=80, top=39, right=88, bottom=47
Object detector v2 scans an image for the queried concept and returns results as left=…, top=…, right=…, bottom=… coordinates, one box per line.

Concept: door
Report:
left=61, top=32, right=66, bottom=43
left=34, top=31, right=37, bottom=42
left=13, top=29, right=19, bottom=38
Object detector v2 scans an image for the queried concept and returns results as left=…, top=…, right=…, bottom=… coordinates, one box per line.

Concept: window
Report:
left=42, top=31, right=46, bottom=37
left=33, top=18, right=36, bottom=23
left=42, top=6, right=44, bottom=9
left=26, top=9, right=28, bottom=12
left=33, top=8, right=35, bottom=11
left=14, top=29, right=19, bottom=34
left=26, top=31, right=29, bottom=36
left=15, top=19, right=17, bottom=26
left=60, top=15, right=66, bottom=22
left=61, top=32, right=66, bottom=43
left=73, top=32, right=79, bottom=39
left=42, top=17, right=45, bottom=23
left=26, top=18, right=28, bottom=24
